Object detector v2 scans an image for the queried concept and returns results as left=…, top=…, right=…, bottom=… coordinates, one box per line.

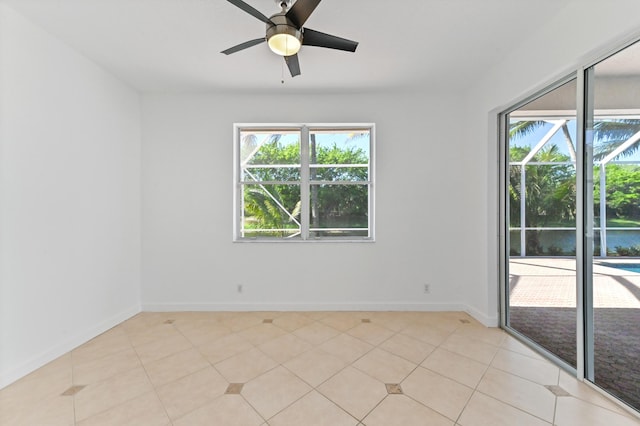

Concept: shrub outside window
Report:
left=233, top=124, right=375, bottom=241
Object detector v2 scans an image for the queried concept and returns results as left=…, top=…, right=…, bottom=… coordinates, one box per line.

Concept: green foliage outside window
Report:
left=594, top=165, right=640, bottom=220
left=242, top=135, right=369, bottom=237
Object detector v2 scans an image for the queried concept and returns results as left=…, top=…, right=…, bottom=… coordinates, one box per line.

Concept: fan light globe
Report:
left=268, top=33, right=301, bottom=56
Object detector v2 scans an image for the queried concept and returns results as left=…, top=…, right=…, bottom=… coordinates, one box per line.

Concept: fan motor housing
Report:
left=266, top=13, right=303, bottom=46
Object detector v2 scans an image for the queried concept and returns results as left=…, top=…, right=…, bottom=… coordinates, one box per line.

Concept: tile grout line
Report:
left=239, top=314, right=333, bottom=424
left=552, top=367, right=561, bottom=425
left=261, top=387, right=314, bottom=424
left=169, top=318, right=249, bottom=423
left=173, top=313, right=258, bottom=421
left=70, top=350, right=77, bottom=426
left=359, top=393, right=390, bottom=424
left=472, top=334, right=557, bottom=423
left=369, top=320, right=468, bottom=423
left=126, top=320, right=174, bottom=425
left=71, top=324, right=149, bottom=424
left=238, top=391, right=269, bottom=425
left=466, top=332, right=558, bottom=424
left=395, top=325, right=469, bottom=423
left=473, top=388, right=555, bottom=425
left=452, top=332, right=503, bottom=425
left=217, top=315, right=324, bottom=424
left=254, top=316, right=391, bottom=423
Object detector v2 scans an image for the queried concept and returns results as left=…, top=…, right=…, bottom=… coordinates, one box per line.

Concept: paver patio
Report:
left=508, top=257, right=640, bottom=410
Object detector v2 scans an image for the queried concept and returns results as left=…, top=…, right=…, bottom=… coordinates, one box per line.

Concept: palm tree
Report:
left=509, top=143, right=576, bottom=254
left=592, top=119, right=640, bottom=160
left=241, top=133, right=302, bottom=236
left=243, top=186, right=301, bottom=237
left=509, top=118, right=640, bottom=161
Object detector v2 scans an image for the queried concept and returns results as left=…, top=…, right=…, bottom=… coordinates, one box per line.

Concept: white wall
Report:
left=141, top=91, right=483, bottom=317
left=462, top=0, right=640, bottom=323
left=0, top=5, right=141, bottom=387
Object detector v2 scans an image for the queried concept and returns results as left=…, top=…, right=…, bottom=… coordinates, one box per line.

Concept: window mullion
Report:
left=300, top=126, right=310, bottom=240
left=233, top=125, right=243, bottom=240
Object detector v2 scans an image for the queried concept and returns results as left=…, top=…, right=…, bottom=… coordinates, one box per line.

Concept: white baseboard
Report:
left=465, top=305, right=500, bottom=327
left=0, top=305, right=140, bottom=390
left=141, top=301, right=495, bottom=328
left=141, top=301, right=471, bottom=313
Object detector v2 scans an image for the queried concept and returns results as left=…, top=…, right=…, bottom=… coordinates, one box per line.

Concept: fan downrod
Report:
left=275, top=0, right=293, bottom=11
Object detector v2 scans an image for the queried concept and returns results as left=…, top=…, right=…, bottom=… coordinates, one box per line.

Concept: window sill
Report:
left=233, top=237, right=375, bottom=243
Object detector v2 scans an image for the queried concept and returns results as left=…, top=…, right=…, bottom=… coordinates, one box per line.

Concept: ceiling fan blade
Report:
left=286, top=0, right=321, bottom=28
left=285, top=54, right=301, bottom=77
left=221, top=38, right=265, bottom=55
left=226, top=0, right=273, bottom=25
left=302, top=28, right=358, bottom=52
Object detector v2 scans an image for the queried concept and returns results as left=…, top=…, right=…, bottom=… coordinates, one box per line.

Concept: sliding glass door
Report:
left=504, top=79, right=578, bottom=368
left=502, top=38, right=640, bottom=412
left=584, top=41, right=640, bottom=411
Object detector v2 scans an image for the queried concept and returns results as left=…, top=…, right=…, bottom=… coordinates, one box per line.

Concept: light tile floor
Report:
left=1, top=311, right=639, bottom=426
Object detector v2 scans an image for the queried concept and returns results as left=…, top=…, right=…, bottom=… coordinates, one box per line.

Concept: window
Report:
left=233, top=124, right=375, bottom=241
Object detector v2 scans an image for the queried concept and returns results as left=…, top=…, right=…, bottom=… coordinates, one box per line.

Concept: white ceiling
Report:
left=2, top=0, right=575, bottom=93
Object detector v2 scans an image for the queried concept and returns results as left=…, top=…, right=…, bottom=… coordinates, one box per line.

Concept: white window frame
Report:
left=233, top=123, right=375, bottom=242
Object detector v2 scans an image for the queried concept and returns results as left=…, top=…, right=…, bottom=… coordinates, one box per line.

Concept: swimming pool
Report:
left=601, top=263, right=640, bottom=273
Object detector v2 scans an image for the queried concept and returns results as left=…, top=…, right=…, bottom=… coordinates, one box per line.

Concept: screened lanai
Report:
left=508, top=113, right=640, bottom=258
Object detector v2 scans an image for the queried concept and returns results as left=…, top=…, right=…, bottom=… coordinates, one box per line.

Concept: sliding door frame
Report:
left=499, top=31, right=640, bottom=412
left=498, top=73, right=578, bottom=374
left=575, top=66, right=587, bottom=380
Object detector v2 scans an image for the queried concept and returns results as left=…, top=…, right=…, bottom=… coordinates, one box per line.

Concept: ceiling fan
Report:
left=221, top=0, right=359, bottom=77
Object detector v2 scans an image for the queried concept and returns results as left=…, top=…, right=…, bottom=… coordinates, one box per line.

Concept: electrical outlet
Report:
left=237, top=284, right=243, bottom=293
left=424, top=284, right=431, bottom=294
